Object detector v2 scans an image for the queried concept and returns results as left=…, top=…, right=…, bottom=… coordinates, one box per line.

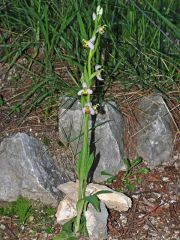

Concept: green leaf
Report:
left=136, top=176, right=142, bottom=184
left=137, top=167, right=150, bottom=175
left=77, top=12, right=87, bottom=40
left=101, top=171, right=113, bottom=177
left=76, top=199, right=85, bottom=213
left=79, top=215, right=88, bottom=236
left=85, top=195, right=100, bottom=212
left=106, top=176, right=117, bottom=184
left=76, top=150, right=83, bottom=179
left=145, top=0, right=180, bottom=36
left=93, top=190, right=112, bottom=196
left=83, top=65, right=89, bottom=82
left=46, top=226, right=54, bottom=234
left=85, top=153, right=94, bottom=176
left=0, top=95, right=6, bottom=106
left=53, top=217, right=77, bottom=240
left=126, top=183, right=136, bottom=191
left=131, top=157, right=143, bottom=167
left=123, top=178, right=136, bottom=191
left=53, top=230, right=76, bottom=240
left=10, top=104, right=21, bottom=113
left=12, top=197, right=32, bottom=224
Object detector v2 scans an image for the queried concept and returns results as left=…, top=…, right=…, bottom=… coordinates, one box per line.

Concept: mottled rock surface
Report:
left=85, top=201, right=108, bottom=240
left=59, top=97, right=125, bottom=182
left=0, top=133, right=73, bottom=206
left=135, top=94, right=174, bottom=168
left=56, top=196, right=76, bottom=225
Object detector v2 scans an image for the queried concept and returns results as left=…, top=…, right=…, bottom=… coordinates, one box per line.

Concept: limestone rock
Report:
left=88, top=183, right=132, bottom=212
left=58, top=181, right=132, bottom=212
left=56, top=197, right=76, bottom=225
left=135, top=94, right=174, bottom=168
left=85, top=201, right=108, bottom=240
left=59, top=97, right=124, bottom=182
left=0, top=133, right=73, bottom=206
left=58, top=181, right=78, bottom=201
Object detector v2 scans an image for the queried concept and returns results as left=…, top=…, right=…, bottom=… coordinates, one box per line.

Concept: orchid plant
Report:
left=74, top=5, right=105, bottom=235
left=54, top=5, right=106, bottom=239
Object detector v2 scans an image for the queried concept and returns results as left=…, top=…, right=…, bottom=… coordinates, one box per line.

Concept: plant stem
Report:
left=75, top=107, right=89, bottom=234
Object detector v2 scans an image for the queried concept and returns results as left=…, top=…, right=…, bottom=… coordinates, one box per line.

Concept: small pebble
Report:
left=0, top=224, right=5, bottom=230
left=162, top=177, right=169, bottom=182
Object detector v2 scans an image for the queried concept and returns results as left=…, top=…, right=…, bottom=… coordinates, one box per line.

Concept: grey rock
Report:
left=0, top=133, right=73, bottom=206
left=59, top=97, right=124, bottom=182
left=85, top=201, right=108, bottom=240
left=135, top=94, right=173, bottom=168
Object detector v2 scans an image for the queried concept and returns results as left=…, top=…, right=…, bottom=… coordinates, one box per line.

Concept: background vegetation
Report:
left=0, top=0, right=179, bottom=112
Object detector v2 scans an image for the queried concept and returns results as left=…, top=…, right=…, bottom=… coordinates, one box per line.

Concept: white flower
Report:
left=78, top=83, right=93, bottom=96
left=95, top=65, right=104, bottom=81
left=82, top=102, right=95, bottom=115
left=83, top=36, right=96, bottom=50
left=96, top=5, right=103, bottom=16
left=92, top=12, right=96, bottom=21
left=98, top=25, right=106, bottom=34
left=95, top=65, right=102, bottom=71
left=92, top=5, right=103, bottom=20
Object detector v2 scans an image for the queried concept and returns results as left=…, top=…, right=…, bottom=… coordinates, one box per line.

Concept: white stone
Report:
left=56, top=197, right=76, bottom=225
left=57, top=181, right=132, bottom=212
left=87, top=183, right=132, bottom=211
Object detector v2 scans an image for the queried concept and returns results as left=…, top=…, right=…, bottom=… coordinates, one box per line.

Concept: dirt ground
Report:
left=0, top=63, right=179, bottom=239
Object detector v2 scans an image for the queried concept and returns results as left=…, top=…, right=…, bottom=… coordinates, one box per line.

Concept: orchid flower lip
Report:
left=82, top=102, right=95, bottom=115
left=77, top=83, right=93, bottom=96
left=97, top=25, right=106, bottom=34
left=88, top=42, right=94, bottom=50
left=97, top=75, right=104, bottom=81
left=89, top=36, right=96, bottom=49
left=83, top=35, right=96, bottom=50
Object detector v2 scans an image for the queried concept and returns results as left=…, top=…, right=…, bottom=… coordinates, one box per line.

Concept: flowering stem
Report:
left=74, top=5, right=104, bottom=236
left=75, top=100, right=89, bottom=234
left=88, top=51, right=92, bottom=80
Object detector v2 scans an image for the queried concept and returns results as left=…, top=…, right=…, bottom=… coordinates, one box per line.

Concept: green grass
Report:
left=0, top=196, right=56, bottom=224
left=0, top=197, right=32, bottom=223
left=0, top=0, right=179, bottom=115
